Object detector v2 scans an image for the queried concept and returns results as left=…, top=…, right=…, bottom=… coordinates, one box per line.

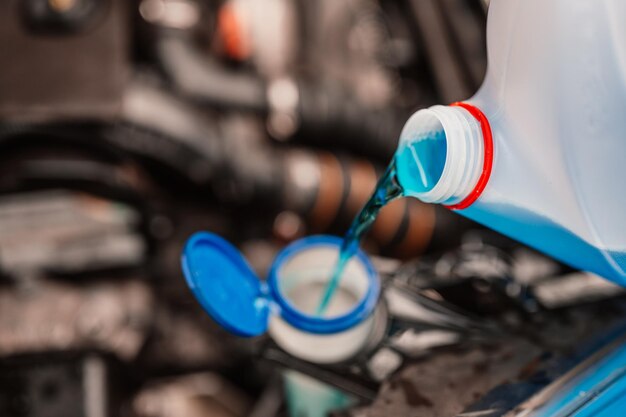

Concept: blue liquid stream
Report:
left=316, top=134, right=448, bottom=316
left=315, top=163, right=403, bottom=315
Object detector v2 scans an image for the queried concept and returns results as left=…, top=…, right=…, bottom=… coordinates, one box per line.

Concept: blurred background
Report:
left=3, top=1, right=626, bottom=417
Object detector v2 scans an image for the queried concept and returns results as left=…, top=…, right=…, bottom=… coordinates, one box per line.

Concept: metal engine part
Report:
left=0, top=0, right=129, bottom=122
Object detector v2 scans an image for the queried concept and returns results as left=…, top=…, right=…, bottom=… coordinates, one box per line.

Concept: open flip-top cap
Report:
left=181, top=232, right=270, bottom=337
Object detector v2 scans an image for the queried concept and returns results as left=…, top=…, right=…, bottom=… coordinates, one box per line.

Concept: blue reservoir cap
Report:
left=181, top=232, right=270, bottom=337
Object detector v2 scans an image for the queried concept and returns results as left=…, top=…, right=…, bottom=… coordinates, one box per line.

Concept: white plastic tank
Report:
left=396, top=0, right=626, bottom=283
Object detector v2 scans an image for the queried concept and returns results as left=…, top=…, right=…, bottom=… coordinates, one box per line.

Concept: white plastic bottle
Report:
left=395, top=0, right=626, bottom=284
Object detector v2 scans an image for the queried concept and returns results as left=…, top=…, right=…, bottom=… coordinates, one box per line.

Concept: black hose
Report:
left=153, top=32, right=408, bottom=162
left=296, top=81, right=408, bottom=160
left=155, top=31, right=268, bottom=111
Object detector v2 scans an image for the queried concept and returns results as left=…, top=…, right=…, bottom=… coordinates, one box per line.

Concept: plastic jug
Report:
left=396, top=0, right=626, bottom=284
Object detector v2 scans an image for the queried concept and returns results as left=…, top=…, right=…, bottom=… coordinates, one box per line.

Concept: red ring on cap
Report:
left=443, top=102, right=493, bottom=210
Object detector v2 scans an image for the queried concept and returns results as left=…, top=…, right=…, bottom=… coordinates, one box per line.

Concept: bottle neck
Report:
left=397, top=104, right=487, bottom=207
